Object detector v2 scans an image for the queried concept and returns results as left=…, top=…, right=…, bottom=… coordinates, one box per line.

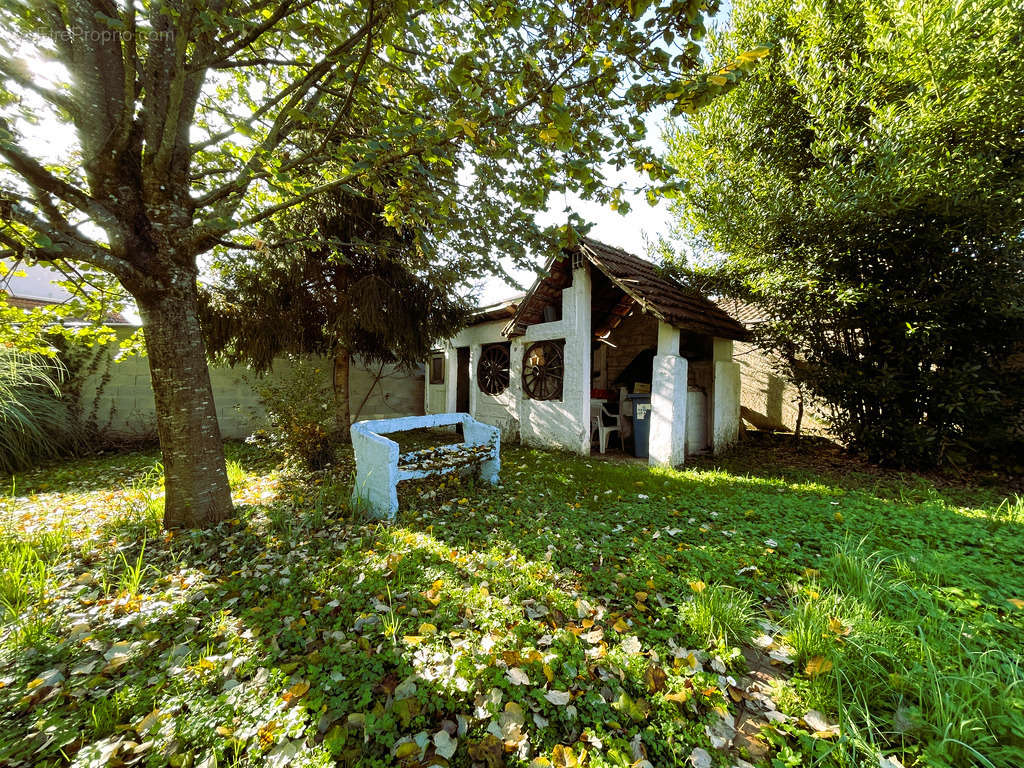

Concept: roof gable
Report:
left=502, top=237, right=748, bottom=341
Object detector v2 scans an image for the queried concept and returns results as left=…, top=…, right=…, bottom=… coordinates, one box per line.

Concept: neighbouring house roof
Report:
left=502, top=237, right=749, bottom=341
left=716, top=298, right=771, bottom=329
left=468, top=295, right=522, bottom=326
left=3, top=290, right=131, bottom=325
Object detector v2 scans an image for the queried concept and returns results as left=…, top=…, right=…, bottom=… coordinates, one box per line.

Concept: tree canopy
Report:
left=666, top=0, right=1024, bottom=466
left=0, top=0, right=767, bottom=526
left=199, top=189, right=470, bottom=436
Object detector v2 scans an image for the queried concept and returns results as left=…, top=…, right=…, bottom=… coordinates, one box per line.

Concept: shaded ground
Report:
left=0, top=439, right=1021, bottom=768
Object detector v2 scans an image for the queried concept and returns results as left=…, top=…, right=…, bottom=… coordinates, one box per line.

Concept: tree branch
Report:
left=0, top=57, right=80, bottom=118
left=0, top=125, right=121, bottom=232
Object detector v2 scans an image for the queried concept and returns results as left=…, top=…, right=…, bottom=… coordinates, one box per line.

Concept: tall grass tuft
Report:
left=0, top=537, right=48, bottom=618
left=0, top=351, right=76, bottom=473
left=681, top=583, right=757, bottom=646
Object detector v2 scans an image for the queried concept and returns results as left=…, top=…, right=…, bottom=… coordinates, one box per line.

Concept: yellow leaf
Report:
left=395, top=741, right=421, bottom=759
left=612, top=618, right=630, bottom=633
left=282, top=680, right=310, bottom=703
left=804, top=656, right=834, bottom=677
left=689, top=581, right=706, bottom=593
left=1008, top=598, right=1024, bottom=609
left=26, top=677, right=45, bottom=690
left=134, top=709, right=161, bottom=734
left=664, top=690, right=691, bottom=705
left=634, top=591, right=648, bottom=602
left=828, top=617, right=852, bottom=636
left=419, top=623, right=438, bottom=636
left=543, top=664, right=555, bottom=683
left=709, top=75, right=728, bottom=86
left=216, top=725, right=234, bottom=737
left=551, top=744, right=578, bottom=767
left=403, top=635, right=425, bottom=646
left=739, top=45, right=772, bottom=61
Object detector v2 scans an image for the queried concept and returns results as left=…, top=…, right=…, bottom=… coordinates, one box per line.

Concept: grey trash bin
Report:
left=628, top=393, right=652, bottom=458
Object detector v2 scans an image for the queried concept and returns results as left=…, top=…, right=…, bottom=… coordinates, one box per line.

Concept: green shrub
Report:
left=0, top=352, right=75, bottom=473
left=254, top=358, right=337, bottom=470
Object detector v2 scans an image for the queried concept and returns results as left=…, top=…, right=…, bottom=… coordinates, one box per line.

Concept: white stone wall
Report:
left=80, top=328, right=424, bottom=440
left=426, top=265, right=593, bottom=455
left=518, top=264, right=591, bottom=454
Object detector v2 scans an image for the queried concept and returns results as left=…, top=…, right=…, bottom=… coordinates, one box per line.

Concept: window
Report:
left=429, top=353, right=445, bottom=384
left=477, top=343, right=510, bottom=395
left=522, top=340, right=565, bottom=401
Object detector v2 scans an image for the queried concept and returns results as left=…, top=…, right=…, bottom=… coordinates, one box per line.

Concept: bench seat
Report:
left=351, top=413, right=500, bottom=520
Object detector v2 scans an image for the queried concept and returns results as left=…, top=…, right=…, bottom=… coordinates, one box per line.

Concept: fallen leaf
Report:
left=468, top=733, right=504, bottom=767
left=506, top=667, right=530, bottom=686
left=804, top=656, right=834, bottom=677
left=281, top=680, right=310, bottom=704
left=689, top=747, right=712, bottom=768
left=551, top=744, right=578, bottom=767
left=644, top=665, right=667, bottom=693
left=434, top=729, right=457, bottom=760
left=545, top=690, right=572, bottom=706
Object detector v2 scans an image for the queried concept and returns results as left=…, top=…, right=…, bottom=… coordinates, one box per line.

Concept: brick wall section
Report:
left=604, top=310, right=658, bottom=386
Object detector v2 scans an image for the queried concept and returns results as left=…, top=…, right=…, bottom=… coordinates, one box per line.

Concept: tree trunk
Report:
left=135, top=264, right=234, bottom=529
left=333, top=346, right=351, bottom=442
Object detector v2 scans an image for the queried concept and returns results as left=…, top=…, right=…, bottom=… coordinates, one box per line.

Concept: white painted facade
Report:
left=425, top=261, right=742, bottom=467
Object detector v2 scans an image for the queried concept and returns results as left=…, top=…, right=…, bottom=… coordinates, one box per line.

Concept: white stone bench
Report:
left=350, top=413, right=500, bottom=520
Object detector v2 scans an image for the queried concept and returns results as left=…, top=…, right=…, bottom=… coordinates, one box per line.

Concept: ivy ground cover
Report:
left=1, top=439, right=1022, bottom=768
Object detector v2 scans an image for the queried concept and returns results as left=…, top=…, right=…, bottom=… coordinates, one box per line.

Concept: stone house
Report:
left=425, top=238, right=749, bottom=467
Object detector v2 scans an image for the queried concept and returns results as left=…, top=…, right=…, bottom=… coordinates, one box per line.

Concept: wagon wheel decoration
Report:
left=478, top=344, right=511, bottom=395
left=522, top=340, right=564, bottom=400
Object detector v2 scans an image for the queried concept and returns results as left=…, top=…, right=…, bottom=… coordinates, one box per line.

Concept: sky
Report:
left=473, top=106, right=676, bottom=306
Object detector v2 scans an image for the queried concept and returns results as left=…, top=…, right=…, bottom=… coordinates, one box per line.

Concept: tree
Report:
left=0, top=0, right=767, bottom=527
left=666, top=0, right=1024, bottom=466
left=199, top=190, right=469, bottom=438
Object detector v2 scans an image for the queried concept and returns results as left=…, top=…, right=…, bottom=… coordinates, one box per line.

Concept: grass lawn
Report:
left=1, top=438, right=1022, bottom=768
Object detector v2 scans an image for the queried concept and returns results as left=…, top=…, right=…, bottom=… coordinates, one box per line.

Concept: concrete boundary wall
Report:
left=80, top=328, right=424, bottom=441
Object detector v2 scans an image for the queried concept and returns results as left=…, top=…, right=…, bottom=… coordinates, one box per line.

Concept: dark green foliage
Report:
left=200, top=193, right=470, bottom=375
left=667, top=0, right=1024, bottom=467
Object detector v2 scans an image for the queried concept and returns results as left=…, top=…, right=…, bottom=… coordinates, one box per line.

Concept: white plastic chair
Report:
left=590, top=402, right=622, bottom=454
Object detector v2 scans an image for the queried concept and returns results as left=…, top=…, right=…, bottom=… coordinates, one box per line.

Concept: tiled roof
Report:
left=715, top=298, right=771, bottom=328
left=3, top=292, right=130, bottom=324
left=502, top=237, right=749, bottom=341
left=468, top=296, right=521, bottom=326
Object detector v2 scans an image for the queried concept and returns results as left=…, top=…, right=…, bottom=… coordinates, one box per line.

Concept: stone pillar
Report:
left=468, top=344, right=480, bottom=418
left=713, top=360, right=741, bottom=453
left=650, top=322, right=688, bottom=467
left=569, top=263, right=592, bottom=455
left=444, top=346, right=457, bottom=413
